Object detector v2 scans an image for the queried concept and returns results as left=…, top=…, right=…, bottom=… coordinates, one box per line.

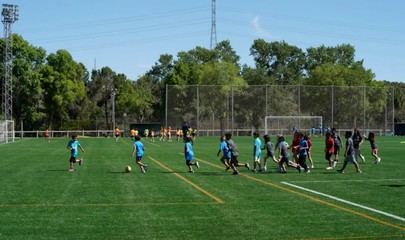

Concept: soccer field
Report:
left=0, top=136, right=404, bottom=240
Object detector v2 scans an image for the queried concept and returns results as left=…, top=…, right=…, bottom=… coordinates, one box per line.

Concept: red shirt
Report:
left=325, top=137, right=334, bottom=154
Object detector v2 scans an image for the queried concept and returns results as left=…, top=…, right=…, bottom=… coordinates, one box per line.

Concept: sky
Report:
left=4, top=0, right=405, bottom=82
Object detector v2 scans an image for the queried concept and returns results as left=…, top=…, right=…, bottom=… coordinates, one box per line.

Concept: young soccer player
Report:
left=167, top=126, right=172, bottom=142
left=176, top=128, right=181, bottom=142
left=337, top=131, right=362, bottom=174
left=364, top=132, right=381, bottom=164
left=225, top=133, right=250, bottom=175
left=44, top=128, right=50, bottom=143
left=331, top=128, right=342, bottom=164
left=276, top=135, right=300, bottom=173
left=307, top=135, right=314, bottom=168
left=66, top=135, right=84, bottom=172
left=184, top=136, right=199, bottom=173
left=132, top=135, right=148, bottom=174
left=325, top=132, right=335, bottom=170
left=297, top=133, right=310, bottom=173
left=262, top=134, right=278, bottom=172
left=291, top=131, right=300, bottom=163
left=217, top=135, right=231, bottom=171
left=144, top=128, right=149, bottom=139
left=150, top=130, right=155, bottom=142
left=352, top=128, right=365, bottom=163
left=114, top=127, right=121, bottom=142
left=130, top=129, right=136, bottom=141
left=252, top=132, right=262, bottom=172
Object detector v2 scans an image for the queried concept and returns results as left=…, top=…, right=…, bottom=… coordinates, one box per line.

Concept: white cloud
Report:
left=251, top=15, right=270, bottom=38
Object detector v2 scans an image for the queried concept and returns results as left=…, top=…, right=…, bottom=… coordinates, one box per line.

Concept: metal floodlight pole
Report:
left=2, top=4, right=18, bottom=121
left=210, top=0, right=217, bottom=49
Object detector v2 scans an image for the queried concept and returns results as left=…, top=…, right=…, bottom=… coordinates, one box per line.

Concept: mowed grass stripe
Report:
left=148, top=156, right=224, bottom=204
left=193, top=156, right=405, bottom=231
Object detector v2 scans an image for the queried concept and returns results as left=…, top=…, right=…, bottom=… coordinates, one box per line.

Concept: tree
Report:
left=40, top=50, right=87, bottom=129
left=250, top=39, right=306, bottom=85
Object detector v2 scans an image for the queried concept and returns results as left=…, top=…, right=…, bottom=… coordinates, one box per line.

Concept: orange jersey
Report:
left=130, top=129, right=135, bottom=137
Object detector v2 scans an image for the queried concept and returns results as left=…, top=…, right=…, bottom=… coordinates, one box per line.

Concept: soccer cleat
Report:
left=306, top=169, right=311, bottom=173
left=79, top=158, right=84, bottom=166
left=311, top=165, right=314, bottom=169
left=357, top=170, right=362, bottom=174
left=232, top=171, right=239, bottom=175
left=375, top=158, right=381, bottom=164
left=326, top=166, right=333, bottom=170
left=195, top=161, right=200, bottom=169
left=225, top=166, right=230, bottom=171
left=296, top=166, right=301, bottom=173
left=360, top=155, right=366, bottom=163
left=188, top=170, right=194, bottom=173
left=337, top=169, right=344, bottom=174
left=245, top=163, right=250, bottom=170
left=68, top=168, right=74, bottom=172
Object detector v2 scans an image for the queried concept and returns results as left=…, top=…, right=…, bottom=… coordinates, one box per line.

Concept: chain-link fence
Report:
left=166, top=85, right=398, bottom=136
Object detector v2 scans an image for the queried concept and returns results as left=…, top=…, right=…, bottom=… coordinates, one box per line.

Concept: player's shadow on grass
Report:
left=380, top=184, right=405, bottom=188
left=108, top=171, right=126, bottom=174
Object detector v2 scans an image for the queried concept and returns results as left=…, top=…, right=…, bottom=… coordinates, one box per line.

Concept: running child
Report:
left=132, top=135, right=148, bottom=174
left=297, top=133, right=310, bottom=173
left=337, top=131, right=362, bottom=173
left=262, top=134, right=278, bottom=172
left=225, top=133, right=250, bottom=175
left=331, top=128, right=342, bottom=164
left=184, top=136, right=199, bottom=173
left=216, top=135, right=231, bottom=171
left=176, top=128, right=181, bottom=142
left=252, top=132, right=262, bottom=172
left=115, top=127, right=121, bottom=142
left=276, top=135, right=301, bottom=173
left=66, top=135, right=85, bottom=172
left=130, top=129, right=136, bottom=140
left=325, top=132, right=335, bottom=170
left=352, top=128, right=365, bottom=163
left=307, top=135, right=314, bottom=168
left=364, top=132, right=381, bottom=164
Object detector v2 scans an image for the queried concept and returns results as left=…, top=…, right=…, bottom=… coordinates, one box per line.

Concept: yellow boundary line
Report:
left=194, top=156, right=405, bottom=231
left=148, top=156, right=224, bottom=204
left=0, top=202, right=217, bottom=208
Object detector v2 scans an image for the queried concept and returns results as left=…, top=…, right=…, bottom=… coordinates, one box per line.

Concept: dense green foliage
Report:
left=1, top=35, right=404, bottom=129
left=0, top=136, right=404, bottom=239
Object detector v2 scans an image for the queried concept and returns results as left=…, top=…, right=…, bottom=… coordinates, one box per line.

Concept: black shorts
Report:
left=230, top=156, right=239, bottom=166
left=115, top=134, right=120, bottom=137
left=334, top=146, right=340, bottom=155
left=279, top=156, right=289, bottom=164
left=136, top=156, right=143, bottom=162
left=325, top=152, right=333, bottom=160
left=69, top=156, right=77, bottom=163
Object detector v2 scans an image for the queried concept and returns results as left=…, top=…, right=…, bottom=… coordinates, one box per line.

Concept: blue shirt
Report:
left=67, top=139, right=80, bottom=157
left=219, top=141, right=231, bottom=159
left=254, top=138, right=262, bottom=158
left=134, top=141, right=144, bottom=157
left=184, top=142, right=194, bottom=161
left=299, top=139, right=308, bottom=157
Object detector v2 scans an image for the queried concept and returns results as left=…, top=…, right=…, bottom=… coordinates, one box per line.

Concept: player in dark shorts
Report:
left=337, top=131, right=362, bottom=173
left=352, top=128, right=365, bottom=163
left=331, top=128, right=342, bottom=167
left=225, top=133, right=250, bottom=175
left=262, top=134, right=278, bottom=172
left=364, top=132, right=381, bottom=164
left=276, top=135, right=300, bottom=173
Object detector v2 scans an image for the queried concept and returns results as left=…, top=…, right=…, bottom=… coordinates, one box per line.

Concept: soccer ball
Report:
left=125, top=165, right=132, bottom=173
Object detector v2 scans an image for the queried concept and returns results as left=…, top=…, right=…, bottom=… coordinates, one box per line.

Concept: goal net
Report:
left=264, top=116, right=323, bottom=135
left=0, top=120, right=15, bottom=144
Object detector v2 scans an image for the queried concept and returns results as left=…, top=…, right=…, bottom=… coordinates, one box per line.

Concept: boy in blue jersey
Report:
left=297, top=133, right=310, bottom=173
left=184, top=136, right=199, bottom=173
left=66, top=135, right=85, bottom=172
left=133, top=135, right=148, bottom=174
left=217, top=135, right=231, bottom=170
left=252, top=132, right=262, bottom=172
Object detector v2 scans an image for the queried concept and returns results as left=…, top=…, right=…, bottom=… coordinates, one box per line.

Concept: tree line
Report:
left=1, top=34, right=404, bottom=130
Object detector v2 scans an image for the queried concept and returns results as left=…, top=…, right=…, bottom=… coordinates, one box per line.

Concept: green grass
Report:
left=0, top=135, right=404, bottom=240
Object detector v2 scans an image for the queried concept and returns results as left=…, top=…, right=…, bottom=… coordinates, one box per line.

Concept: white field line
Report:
left=281, top=181, right=405, bottom=223
left=287, top=178, right=405, bottom=183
